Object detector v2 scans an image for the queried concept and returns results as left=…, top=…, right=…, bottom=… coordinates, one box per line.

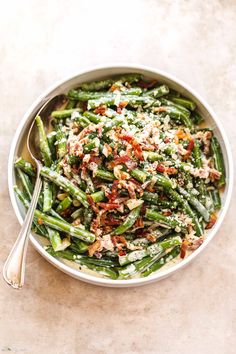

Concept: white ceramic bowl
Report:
left=8, top=64, right=233, bottom=287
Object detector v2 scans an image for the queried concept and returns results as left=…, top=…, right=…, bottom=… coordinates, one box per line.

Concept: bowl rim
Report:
left=8, top=63, right=234, bottom=287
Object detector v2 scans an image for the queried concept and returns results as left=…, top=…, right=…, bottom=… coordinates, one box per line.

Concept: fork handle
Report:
left=3, top=169, right=42, bottom=289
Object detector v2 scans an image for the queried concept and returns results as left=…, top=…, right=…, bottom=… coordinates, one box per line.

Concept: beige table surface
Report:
left=0, top=1, right=236, bottom=353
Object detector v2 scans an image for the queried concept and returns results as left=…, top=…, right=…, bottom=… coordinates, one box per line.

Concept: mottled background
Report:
left=0, top=1, right=235, bottom=353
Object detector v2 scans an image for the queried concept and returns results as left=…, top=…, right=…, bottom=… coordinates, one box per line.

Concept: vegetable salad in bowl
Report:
left=14, top=73, right=225, bottom=279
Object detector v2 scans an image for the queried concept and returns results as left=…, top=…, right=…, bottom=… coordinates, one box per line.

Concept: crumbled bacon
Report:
left=118, top=250, right=127, bottom=256
left=154, top=107, right=167, bottom=113
left=88, top=240, right=102, bottom=257
left=205, top=214, right=217, bottom=229
left=209, top=169, right=221, bottom=181
left=112, top=236, right=127, bottom=246
left=117, top=101, right=128, bottom=114
left=108, top=180, right=119, bottom=202
left=94, top=105, right=107, bottom=115
left=180, top=240, right=188, bottom=259
left=137, top=80, right=158, bottom=89
left=146, top=235, right=157, bottom=243
left=87, top=195, right=99, bottom=214
left=135, top=217, right=144, bottom=229
left=183, top=139, right=195, bottom=161
left=141, top=204, right=147, bottom=216
left=104, top=215, right=121, bottom=226
left=109, top=84, right=121, bottom=92
left=156, top=164, right=165, bottom=173
left=120, top=135, right=143, bottom=161
left=37, top=218, right=43, bottom=225
left=166, top=167, right=178, bottom=175
left=97, top=202, right=120, bottom=210
left=188, top=237, right=204, bottom=250
left=90, top=218, right=99, bottom=232
left=162, top=211, right=172, bottom=216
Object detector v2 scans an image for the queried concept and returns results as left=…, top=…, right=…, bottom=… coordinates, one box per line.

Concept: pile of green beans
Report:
left=14, top=73, right=225, bottom=279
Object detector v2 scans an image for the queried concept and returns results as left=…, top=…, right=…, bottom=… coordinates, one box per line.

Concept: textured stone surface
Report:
left=0, top=1, right=235, bottom=353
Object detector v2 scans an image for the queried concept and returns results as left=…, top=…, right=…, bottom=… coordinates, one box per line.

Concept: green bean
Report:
left=145, top=85, right=169, bottom=98
left=211, top=136, right=226, bottom=187
left=177, top=186, right=210, bottom=222
left=68, top=87, right=142, bottom=101
left=113, top=204, right=142, bottom=235
left=51, top=108, right=83, bottom=119
left=35, top=116, right=52, bottom=167
left=142, top=192, right=178, bottom=209
left=210, top=189, right=221, bottom=210
left=192, top=111, right=204, bottom=125
left=130, top=169, right=147, bottom=183
left=145, top=209, right=186, bottom=231
left=171, top=97, right=196, bottom=111
left=118, top=236, right=181, bottom=266
left=14, top=185, right=48, bottom=236
left=79, top=73, right=142, bottom=91
left=56, top=196, right=72, bottom=213
left=47, top=131, right=57, bottom=160
left=95, top=169, right=115, bottom=182
left=34, top=210, right=95, bottom=243
left=17, top=168, right=33, bottom=199
left=15, top=157, right=36, bottom=177
left=91, top=190, right=105, bottom=202
left=143, top=151, right=163, bottom=162
left=66, top=99, right=76, bottom=109
left=166, top=189, right=203, bottom=236
left=40, top=167, right=89, bottom=208
left=142, top=246, right=180, bottom=277
left=87, top=95, right=155, bottom=110
left=47, top=228, right=70, bottom=252
left=56, top=127, right=67, bottom=159
left=83, top=111, right=106, bottom=124
left=42, top=180, right=53, bottom=212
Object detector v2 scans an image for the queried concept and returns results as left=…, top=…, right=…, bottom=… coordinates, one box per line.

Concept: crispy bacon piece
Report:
left=117, top=101, right=128, bottom=114
left=118, top=250, right=127, bottom=256
left=154, top=107, right=167, bottom=113
left=88, top=240, right=101, bottom=257
left=112, top=236, right=127, bottom=246
left=164, top=137, right=170, bottom=143
left=120, top=135, right=143, bottom=161
left=205, top=214, right=217, bottom=229
left=89, top=155, right=102, bottom=165
left=188, top=237, right=204, bottom=250
left=97, top=202, right=120, bottom=210
left=90, top=218, right=99, bottom=232
left=166, top=167, right=178, bottom=175
left=135, top=217, right=144, bottom=229
left=87, top=195, right=99, bottom=214
left=183, top=139, right=195, bottom=161
left=162, top=211, right=172, bottom=216
left=180, top=240, right=188, bottom=259
left=37, top=218, right=43, bottom=225
left=94, top=105, right=107, bottom=115
left=104, top=215, right=121, bottom=226
left=137, top=80, right=158, bottom=89
left=141, top=204, right=147, bottom=216
left=146, top=235, right=156, bottom=243
left=156, top=164, right=165, bottom=173
left=209, top=169, right=221, bottom=181
left=108, top=180, right=119, bottom=202
left=109, top=84, right=120, bottom=92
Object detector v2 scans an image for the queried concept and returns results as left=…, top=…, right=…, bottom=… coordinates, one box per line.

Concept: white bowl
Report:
left=8, top=64, right=233, bottom=287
